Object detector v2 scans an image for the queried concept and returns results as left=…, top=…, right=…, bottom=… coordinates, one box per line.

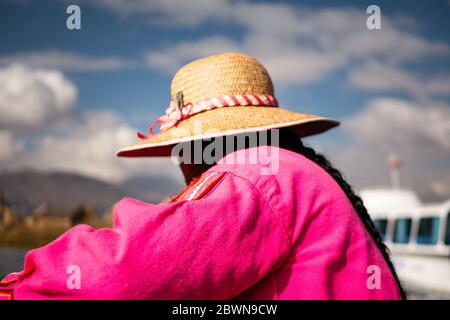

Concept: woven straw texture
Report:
left=118, top=52, right=339, bottom=157
left=171, top=53, right=274, bottom=104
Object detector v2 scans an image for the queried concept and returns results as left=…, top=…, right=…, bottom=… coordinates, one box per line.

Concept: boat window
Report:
left=417, top=217, right=440, bottom=245
left=445, top=211, right=450, bottom=245
left=393, top=218, right=412, bottom=244
left=373, top=219, right=388, bottom=241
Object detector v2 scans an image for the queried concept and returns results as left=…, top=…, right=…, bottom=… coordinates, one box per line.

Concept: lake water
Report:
left=0, top=248, right=28, bottom=278
left=0, top=248, right=445, bottom=299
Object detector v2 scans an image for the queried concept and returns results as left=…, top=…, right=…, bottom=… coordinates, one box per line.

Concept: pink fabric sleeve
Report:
left=1, top=172, right=291, bottom=299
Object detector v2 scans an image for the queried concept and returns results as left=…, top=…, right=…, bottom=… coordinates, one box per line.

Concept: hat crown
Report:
left=170, top=53, right=274, bottom=104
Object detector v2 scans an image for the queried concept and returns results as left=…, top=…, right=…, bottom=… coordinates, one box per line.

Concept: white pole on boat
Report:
left=388, top=154, right=401, bottom=188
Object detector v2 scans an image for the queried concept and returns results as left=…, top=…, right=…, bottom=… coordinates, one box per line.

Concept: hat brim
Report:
left=117, top=106, right=339, bottom=157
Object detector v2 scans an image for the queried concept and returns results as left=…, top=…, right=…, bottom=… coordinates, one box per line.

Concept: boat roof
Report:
left=359, top=187, right=422, bottom=213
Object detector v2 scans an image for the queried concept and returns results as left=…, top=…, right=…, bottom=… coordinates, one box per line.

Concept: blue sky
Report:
left=1, top=0, right=449, bottom=124
left=0, top=0, right=449, bottom=200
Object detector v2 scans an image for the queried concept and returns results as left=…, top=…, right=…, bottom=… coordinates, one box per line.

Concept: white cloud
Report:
left=90, top=0, right=232, bottom=26
left=348, top=61, right=450, bottom=100
left=0, top=130, right=24, bottom=162
left=140, top=2, right=449, bottom=87
left=0, top=63, right=181, bottom=183
left=145, top=37, right=240, bottom=73
left=22, top=111, right=181, bottom=183
left=0, top=50, right=132, bottom=72
left=0, top=64, right=76, bottom=129
left=29, top=111, right=136, bottom=182
left=346, top=98, right=450, bottom=153
left=330, top=98, right=450, bottom=200
left=1, top=110, right=182, bottom=183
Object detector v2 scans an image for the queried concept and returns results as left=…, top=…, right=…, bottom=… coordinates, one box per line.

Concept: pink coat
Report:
left=0, top=146, right=402, bottom=300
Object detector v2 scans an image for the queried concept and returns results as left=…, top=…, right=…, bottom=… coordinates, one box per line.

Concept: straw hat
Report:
left=117, top=52, right=339, bottom=157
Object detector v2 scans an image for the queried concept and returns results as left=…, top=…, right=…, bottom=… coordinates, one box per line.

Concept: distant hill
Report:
left=0, top=170, right=183, bottom=217
left=121, top=175, right=183, bottom=204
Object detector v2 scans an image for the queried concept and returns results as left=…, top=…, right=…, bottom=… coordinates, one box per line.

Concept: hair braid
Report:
left=194, top=130, right=407, bottom=298
left=278, top=130, right=406, bottom=299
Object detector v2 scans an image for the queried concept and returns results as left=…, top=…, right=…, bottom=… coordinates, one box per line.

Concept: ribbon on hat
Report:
left=137, top=91, right=279, bottom=139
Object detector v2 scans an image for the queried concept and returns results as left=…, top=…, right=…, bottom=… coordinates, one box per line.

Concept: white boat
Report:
left=360, top=187, right=450, bottom=298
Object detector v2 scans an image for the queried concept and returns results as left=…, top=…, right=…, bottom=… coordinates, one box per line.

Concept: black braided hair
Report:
left=277, top=129, right=407, bottom=299
left=187, top=130, right=407, bottom=298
